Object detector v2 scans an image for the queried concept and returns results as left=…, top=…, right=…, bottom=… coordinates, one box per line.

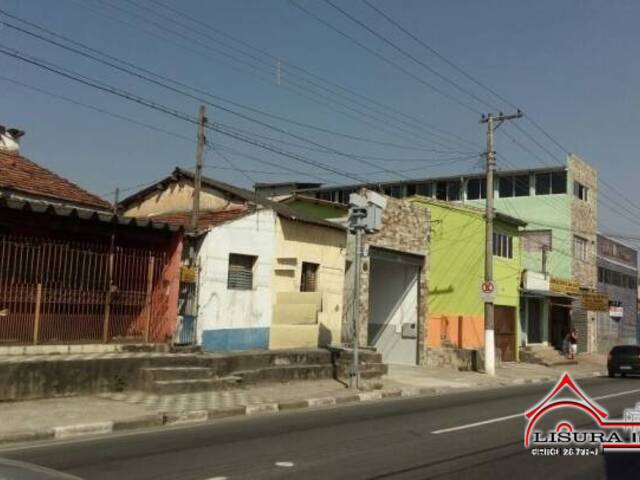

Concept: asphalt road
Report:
left=2, top=376, right=640, bottom=480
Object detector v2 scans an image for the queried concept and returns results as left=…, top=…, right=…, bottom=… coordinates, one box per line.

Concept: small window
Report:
left=493, top=232, right=513, bottom=259
left=514, top=174, right=530, bottom=196
left=574, top=181, right=589, bottom=201
left=447, top=181, right=461, bottom=201
left=535, top=171, right=567, bottom=195
left=498, top=176, right=514, bottom=198
left=573, top=236, right=588, bottom=261
left=300, top=262, right=319, bottom=292
left=389, top=185, right=404, bottom=198
left=551, top=171, right=567, bottom=193
left=436, top=181, right=447, bottom=200
left=535, top=172, right=551, bottom=195
left=598, top=267, right=604, bottom=283
left=227, top=254, right=257, bottom=290
left=415, top=182, right=433, bottom=197
left=466, top=177, right=485, bottom=200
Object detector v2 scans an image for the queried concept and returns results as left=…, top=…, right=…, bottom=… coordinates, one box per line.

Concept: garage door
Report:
left=495, top=306, right=516, bottom=362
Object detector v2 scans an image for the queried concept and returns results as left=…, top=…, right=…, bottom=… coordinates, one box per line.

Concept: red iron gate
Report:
left=0, top=235, right=168, bottom=345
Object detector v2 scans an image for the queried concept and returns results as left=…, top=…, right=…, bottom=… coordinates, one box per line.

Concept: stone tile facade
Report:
left=342, top=192, right=430, bottom=365
left=569, top=154, right=598, bottom=289
left=568, top=154, right=599, bottom=353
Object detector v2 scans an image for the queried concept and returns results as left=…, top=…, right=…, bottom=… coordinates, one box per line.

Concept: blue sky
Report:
left=1, top=0, right=639, bottom=236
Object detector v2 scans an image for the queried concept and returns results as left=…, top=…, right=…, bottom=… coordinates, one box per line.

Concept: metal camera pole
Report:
left=351, top=226, right=362, bottom=389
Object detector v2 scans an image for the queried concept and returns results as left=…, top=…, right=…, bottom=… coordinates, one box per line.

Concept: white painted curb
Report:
left=53, top=421, right=114, bottom=439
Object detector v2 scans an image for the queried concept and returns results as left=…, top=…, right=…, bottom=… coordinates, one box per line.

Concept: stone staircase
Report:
left=138, top=367, right=242, bottom=395
left=521, top=344, right=578, bottom=367
left=137, top=348, right=387, bottom=395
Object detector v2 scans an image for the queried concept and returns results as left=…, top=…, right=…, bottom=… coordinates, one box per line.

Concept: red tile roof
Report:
left=0, top=151, right=111, bottom=210
left=150, top=207, right=251, bottom=231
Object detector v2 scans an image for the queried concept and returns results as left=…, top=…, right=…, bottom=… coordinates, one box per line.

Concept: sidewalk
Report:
left=0, top=355, right=606, bottom=446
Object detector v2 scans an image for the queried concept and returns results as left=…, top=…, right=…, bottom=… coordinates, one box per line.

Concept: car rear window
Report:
left=612, top=346, right=640, bottom=355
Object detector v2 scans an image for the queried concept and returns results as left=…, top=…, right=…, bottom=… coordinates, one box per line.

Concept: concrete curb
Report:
left=0, top=370, right=608, bottom=446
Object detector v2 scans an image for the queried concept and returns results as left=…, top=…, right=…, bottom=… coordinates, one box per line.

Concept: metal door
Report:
left=495, top=305, right=516, bottom=361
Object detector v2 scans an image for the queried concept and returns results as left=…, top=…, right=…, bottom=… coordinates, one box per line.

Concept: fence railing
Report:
left=0, top=235, right=169, bottom=345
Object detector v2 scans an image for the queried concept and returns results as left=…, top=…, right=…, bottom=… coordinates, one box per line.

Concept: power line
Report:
left=85, top=0, right=467, bottom=154
left=0, top=44, right=372, bottom=184
left=0, top=19, right=411, bottom=180
left=355, top=0, right=640, bottom=222
left=360, top=0, right=520, bottom=111
left=143, top=0, right=480, bottom=152
left=288, top=0, right=483, bottom=116
left=0, top=73, right=343, bottom=186
left=323, top=0, right=496, bottom=112
left=0, top=8, right=454, bottom=157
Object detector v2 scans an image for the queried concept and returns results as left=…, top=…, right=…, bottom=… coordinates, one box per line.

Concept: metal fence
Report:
left=0, top=235, right=169, bottom=345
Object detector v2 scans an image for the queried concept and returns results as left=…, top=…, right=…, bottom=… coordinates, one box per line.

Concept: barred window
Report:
left=493, top=232, right=513, bottom=259
left=300, top=262, right=319, bottom=292
left=573, top=236, right=588, bottom=261
left=466, top=177, right=485, bottom=200
left=227, top=254, right=257, bottom=290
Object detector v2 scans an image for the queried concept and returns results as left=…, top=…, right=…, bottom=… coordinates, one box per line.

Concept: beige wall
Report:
left=123, top=180, right=245, bottom=217
left=271, top=217, right=347, bottom=347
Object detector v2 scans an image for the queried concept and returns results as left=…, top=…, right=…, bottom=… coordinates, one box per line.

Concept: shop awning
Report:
left=521, top=289, right=576, bottom=300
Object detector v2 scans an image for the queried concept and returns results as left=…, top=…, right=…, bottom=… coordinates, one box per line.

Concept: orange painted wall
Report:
left=426, top=314, right=485, bottom=349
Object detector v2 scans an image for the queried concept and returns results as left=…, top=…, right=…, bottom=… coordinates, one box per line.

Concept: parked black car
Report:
left=608, top=345, right=640, bottom=377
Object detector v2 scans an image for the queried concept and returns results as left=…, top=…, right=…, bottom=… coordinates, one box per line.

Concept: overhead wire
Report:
left=0, top=19, right=412, bottom=181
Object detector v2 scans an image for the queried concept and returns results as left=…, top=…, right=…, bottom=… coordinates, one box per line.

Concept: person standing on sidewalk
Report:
left=568, top=328, right=578, bottom=360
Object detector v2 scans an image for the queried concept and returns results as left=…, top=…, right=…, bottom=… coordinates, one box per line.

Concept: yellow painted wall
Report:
left=271, top=217, right=346, bottom=348
left=123, top=180, right=244, bottom=217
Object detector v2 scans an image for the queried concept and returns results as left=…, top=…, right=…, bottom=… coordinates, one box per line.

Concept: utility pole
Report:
left=480, top=110, right=522, bottom=375
left=350, top=222, right=364, bottom=389
left=191, top=105, right=207, bottom=232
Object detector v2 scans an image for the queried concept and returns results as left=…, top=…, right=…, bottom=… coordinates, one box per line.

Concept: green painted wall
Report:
left=283, top=199, right=347, bottom=220
left=411, top=198, right=522, bottom=316
left=466, top=192, right=571, bottom=280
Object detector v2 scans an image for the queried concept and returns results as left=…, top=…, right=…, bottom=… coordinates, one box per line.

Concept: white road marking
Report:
left=275, top=461, right=295, bottom=467
left=204, top=477, right=228, bottom=480
left=432, top=387, right=640, bottom=434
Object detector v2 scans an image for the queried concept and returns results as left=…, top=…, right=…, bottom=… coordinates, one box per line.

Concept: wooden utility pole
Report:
left=480, top=110, right=522, bottom=375
left=191, top=106, right=207, bottom=232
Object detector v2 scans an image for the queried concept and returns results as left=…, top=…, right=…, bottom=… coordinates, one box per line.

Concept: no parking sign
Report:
left=480, top=280, right=496, bottom=302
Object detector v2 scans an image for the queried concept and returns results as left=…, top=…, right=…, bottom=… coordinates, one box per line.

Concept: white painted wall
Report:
left=196, top=209, right=277, bottom=342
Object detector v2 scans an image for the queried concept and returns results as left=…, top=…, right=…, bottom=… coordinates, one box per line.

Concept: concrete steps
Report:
left=138, top=349, right=388, bottom=395
left=235, top=364, right=335, bottom=383
left=140, top=366, right=242, bottom=394
left=150, top=377, right=242, bottom=395
left=521, top=345, right=578, bottom=367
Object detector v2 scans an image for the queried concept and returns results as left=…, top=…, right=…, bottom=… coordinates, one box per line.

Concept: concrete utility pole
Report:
left=191, top=105, right=207, bottom=232
left=480, top=110, right=522, bottom=375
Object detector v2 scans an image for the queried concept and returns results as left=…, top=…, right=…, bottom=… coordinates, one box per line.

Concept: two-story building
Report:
left=410, top=197, right=525, bottom=362
left=596, top=234, right=638, bottom=351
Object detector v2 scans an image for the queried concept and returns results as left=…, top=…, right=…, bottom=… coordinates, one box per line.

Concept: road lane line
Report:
left=432, top=413, right=522, bottom=434
left=432, top=387, right=640, bottom=434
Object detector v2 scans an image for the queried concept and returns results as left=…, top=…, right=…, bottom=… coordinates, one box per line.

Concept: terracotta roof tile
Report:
left=150, top=207, right=251, bottom=231
left=0, top=151, right=111, bottom=210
